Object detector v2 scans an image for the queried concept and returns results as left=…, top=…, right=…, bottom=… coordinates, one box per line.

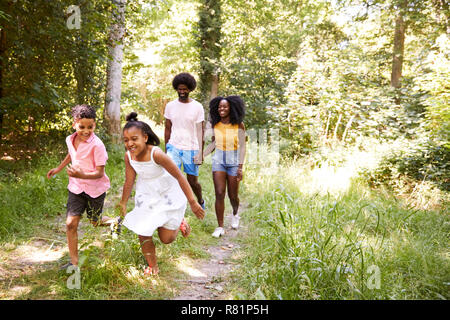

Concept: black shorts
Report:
left=66, top=191, right=106, bottom=222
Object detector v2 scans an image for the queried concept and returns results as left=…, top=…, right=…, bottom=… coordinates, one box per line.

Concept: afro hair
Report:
left=172, top=72, right=197, bottom=91
left=209, top=95, right=245, bottom=127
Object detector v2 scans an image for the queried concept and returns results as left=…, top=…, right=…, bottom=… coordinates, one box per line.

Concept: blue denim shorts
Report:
left=166, top=143, right=199, bottom=176
left=212, top=149, right=239, bottom=176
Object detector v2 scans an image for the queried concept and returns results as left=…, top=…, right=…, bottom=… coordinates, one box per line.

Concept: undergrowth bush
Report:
left=235, top=157, right=449, bottom=300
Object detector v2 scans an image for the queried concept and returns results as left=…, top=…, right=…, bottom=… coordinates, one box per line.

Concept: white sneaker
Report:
left=231, top=214, right=240, bottom=229
left=212, top=227, right=225, bottom=238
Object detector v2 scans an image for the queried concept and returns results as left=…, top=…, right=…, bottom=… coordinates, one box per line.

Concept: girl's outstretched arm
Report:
left=203, top=135, right=216, bottom=158
left=203, top=121, right=215, bottom=158
left=164, top=118, right=172, bottom=152
left=153, top=147, right=205, bottom=220
left=117, top=153, right=137, bottom=217
left=47, top=153, right=71, bottom=179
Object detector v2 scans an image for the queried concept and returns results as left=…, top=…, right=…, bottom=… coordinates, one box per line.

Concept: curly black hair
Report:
left=172, top=72, right=197, bottom=91
left=71, top=104, right=96, bottom=120
left=123, top=112, right=160, bottom=146
left=209, top=96, right=245, bottom=127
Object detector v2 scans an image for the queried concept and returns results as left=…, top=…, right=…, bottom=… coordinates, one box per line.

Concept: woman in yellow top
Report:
left=204, top=96, right=246, bottom=238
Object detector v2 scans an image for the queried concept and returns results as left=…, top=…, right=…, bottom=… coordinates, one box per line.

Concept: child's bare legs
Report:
left=66, top=215, right=81, bottom=266
left=90, top=215, right=116, bottom=227
left=139, top=228, right=178, bottom=275
left=158, top=227, right=179, bottom=244
left=139, top=235, right=158, bottom=274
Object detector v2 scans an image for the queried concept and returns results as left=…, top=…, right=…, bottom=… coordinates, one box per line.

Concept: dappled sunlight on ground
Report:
left=278, top=160, right=358, bottom=196
left=125, top=265, right=158, bottom=286
left=0, top=285, right=32, bottom=300
left=0, top=239, right=67, bottom=299
left=14, top=241, right=66, bottom=264
left=175, top=256, right=208, bottom=278
left=0, top=239, right=66, bottom=271
left=0, top=238, right=67, bottom=299
left=1, top=155, right=14, bottom=161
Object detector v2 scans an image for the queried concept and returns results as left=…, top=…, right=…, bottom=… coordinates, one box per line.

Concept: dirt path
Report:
left=173, top=205, right=246, bottom=300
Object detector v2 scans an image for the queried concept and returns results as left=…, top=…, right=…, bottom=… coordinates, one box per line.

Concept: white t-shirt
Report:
left=164, top=99, right=205, bottom=150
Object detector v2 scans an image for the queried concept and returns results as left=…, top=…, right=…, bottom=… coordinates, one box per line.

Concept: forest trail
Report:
left=173, top=204, right=247, bottom=300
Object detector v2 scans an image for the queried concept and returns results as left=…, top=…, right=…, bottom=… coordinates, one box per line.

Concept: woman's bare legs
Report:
left=226, top=174, right=240, bottom=216
left=212, top=171, right=228, bottom=227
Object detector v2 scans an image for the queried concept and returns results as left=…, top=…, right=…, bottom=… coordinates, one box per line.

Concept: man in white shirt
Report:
left=164, top=73, right=205, bottom=209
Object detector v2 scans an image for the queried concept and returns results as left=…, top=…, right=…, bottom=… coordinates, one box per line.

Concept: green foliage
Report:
left=218, top=0, right=321, bottom=129
left=0, top=0, right=448, bottom=299
left=364, top=136, right=450, bottom=192
left=414, top=34, right=450, bottom=147
left=234, top=160, right=449, bottom=300
left=0, top=150, right=68, bottom=240
left=0, top=1, right=111, bottom=134
left=120, top=0, right=199, bottom=125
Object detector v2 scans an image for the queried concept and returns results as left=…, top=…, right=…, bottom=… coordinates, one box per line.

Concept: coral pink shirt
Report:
left=66, top=132, right=110, bottom=198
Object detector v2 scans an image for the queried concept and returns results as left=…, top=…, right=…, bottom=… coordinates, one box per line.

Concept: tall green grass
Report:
left=234, top=159, right=449, bottom=300
left=0, top=149, right=68, bottom=240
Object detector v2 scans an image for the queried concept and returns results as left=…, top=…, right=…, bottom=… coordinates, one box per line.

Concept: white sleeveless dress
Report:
left=122, top=146, right=187, bottom=236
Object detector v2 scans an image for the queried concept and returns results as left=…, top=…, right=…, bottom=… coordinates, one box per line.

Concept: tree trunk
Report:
left=333, top=113, right=342, bottom=140
left=342, top=114, right=355, bottom=143
left=210, top=74, right=219, bottom=100
left=324, top=111, right=331, bottom=139
left=0, top=28, right=6, bottom=142
left=73, top=37, right=89, bottom=105
left=104, top=0, right=126, bottom=143
left=391, top=3, right=407, bottom=90
left=198, top=0, right=222, bottom=110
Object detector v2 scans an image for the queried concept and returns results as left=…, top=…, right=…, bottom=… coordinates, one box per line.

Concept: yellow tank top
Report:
left=214, top=122, right=239, bottom=151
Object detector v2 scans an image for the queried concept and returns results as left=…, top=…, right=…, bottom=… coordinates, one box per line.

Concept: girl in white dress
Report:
left=117, top=112, right=205, bottom=276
